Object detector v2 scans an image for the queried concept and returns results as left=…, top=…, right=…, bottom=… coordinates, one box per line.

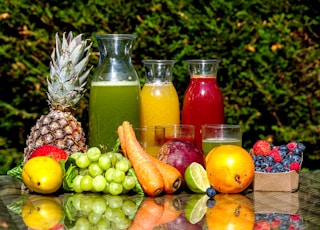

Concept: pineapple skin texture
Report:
left=24, top=110, right=87, bottom=162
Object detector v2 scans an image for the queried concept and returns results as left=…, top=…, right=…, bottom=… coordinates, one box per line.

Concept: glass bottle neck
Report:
left=96, top=34, right=137, bottom=64
left=187, top=59, right=220, bottom=77
left=142, top=60, right=176, bottom=84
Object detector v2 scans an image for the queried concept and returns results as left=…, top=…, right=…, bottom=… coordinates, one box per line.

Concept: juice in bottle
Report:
left=182, top=60, right=224, bottom=151
left=89, top=81, right=140, bottom=149
left=141, top=82, right=180, bottom=127
left=140, top=60, right=180, bottom=156
left=88, top=34, right=141, bottom=150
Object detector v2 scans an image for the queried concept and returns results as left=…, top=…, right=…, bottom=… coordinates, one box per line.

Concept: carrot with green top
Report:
left=120, top=121, right=164, bottom=196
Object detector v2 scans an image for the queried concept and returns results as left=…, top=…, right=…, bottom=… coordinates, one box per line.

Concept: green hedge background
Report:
left=1, top=0, right=319, bottom=174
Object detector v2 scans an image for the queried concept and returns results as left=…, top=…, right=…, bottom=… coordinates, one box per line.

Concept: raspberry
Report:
left=269, top=149, right=282, bottom=162
left=289, top=162, right=300, bottom=171
left=287, top=142, right=297, bottom=152
left=253, top=140, right=271, bottom=156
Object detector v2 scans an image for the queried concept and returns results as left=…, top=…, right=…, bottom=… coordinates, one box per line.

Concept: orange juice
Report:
left=140, top=82, right=180, bottom=156
left=141, top=82, right=180, bottom=127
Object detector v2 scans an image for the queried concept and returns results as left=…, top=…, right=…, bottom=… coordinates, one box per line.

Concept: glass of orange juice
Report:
left=134, top=126, right=165, bottom=158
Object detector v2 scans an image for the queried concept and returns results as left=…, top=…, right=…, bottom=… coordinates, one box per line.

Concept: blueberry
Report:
left=206, top=198, right=216, bottom=208
left=278, top=149, right=287, bottom=158
left=297, top=142, right=306, bottom=152
left=291, top=154, right=302, bottom=163
left=282, top=167, right=290, bottom=172
left=272, top=162, right=284, bottom=172
left=282, top=158, right=291, bottom=167
left=278, top=145, right=289, bottom=154
left=206, top=187, right=217, bottom=198
left=292, top=148, right=302, bottom=156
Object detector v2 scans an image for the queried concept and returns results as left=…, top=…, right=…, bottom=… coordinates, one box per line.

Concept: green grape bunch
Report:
left=63, top=146, right=143, bottom=196
left=63, top=193, right=143, bottom=230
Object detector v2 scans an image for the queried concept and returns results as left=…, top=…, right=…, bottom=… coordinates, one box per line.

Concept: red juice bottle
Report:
left=182, top=59, right=224, bottom=151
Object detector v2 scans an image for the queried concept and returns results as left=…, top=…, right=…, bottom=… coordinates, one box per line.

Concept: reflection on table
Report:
left=1, top=170, right=320, bottom=229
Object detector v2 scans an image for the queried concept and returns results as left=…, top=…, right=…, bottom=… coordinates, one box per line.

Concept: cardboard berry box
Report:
left=250, top=141, right=304, bottom=192
left=253, top=169, right=300, bottom=192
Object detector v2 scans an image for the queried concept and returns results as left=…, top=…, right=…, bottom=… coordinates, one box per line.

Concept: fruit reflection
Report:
left=206, top=194, right=254, bottom=230
left=21, top=195, right=62, bottom=230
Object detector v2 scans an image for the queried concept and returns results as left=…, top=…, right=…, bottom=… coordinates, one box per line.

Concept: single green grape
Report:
left=108, top=195, right=123, bottom=209
left=72, top=175, right=84, bottom=193
left=80, top=195, right=96, bottom=214
left=122, top=175, right=136, bottom=190
left=105, top=168, right=116, bottom=182
left=114, top=152, right=124, bottom=161
left=113, top=169, right=126, bottom=183
left=91, top=196, right=107, bottom=214
left=80, top=174, right=93, bottom=191
left=99, top=153, right=111, bottom=170
left=87, top=147, right=102, bottom=161
left=115, top=158, right=131, bottom=173
left=92, top=175, right=107, bottom=192
left=116, top=217, right=132, bottom=230
left=88, top=162, right=104, bottom=177
left=87, top=211, right=102, bottom=225
left=97, top=218, right=111, bottom=230
left=76, top=154, right=91, bottom=168
left=108, top=182, right=123, bottom=195
left=106, top=152, right=117, bottom=166
left=74, top=216, right=92, bottom=230
left=122, top=199, right=138, bottom=217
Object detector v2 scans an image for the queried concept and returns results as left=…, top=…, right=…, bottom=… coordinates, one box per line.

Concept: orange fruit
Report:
left=206, top=145, right=254, bottom=193
left=206, top=193, right=254, bottom=230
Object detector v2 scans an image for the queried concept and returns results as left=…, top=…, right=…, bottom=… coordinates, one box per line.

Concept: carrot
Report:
left=129, top=197, right=164, bottom=230
left=120, top=121, right=164, bottom=196
left=117, top=125, right=127, bottom=157
left=150, top=156, right=182, bottom=194
left=156, top=195, right=181, bottom=226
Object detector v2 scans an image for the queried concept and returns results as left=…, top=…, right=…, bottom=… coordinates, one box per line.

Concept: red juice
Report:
left=182, top=75, right=224, bottom=151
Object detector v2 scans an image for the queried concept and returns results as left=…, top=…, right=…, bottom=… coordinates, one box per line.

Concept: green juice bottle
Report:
left=89, top=34, right=141, bottom=150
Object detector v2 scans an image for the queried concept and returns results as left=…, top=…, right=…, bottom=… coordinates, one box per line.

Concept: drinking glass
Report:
left=159, top=124, right=195, bottom=145
left=202, top=124, right=242, bottom=155
left=134, top=126, right=165, bottom=158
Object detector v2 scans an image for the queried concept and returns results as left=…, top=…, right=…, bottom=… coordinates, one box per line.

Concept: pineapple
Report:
left=24, top=31, right=93, bottom=162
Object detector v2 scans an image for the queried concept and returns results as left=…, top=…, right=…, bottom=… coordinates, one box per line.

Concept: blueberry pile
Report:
left=255, top=213, right=302, bottom=230
left=251, top=141, right=305, bottom=173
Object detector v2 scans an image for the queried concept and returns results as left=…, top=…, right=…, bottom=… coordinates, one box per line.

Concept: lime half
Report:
left=185, top=194, right=209, bottom=224
left=184, top=162, right=210, bottom=193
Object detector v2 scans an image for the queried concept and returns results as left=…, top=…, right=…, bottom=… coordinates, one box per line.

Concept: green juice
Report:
left=202, top=138, right=242, bottom=155
left=89, top=81, right=141, bottom=149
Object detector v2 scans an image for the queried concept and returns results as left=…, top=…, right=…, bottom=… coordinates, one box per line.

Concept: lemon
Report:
left=22, top=195, right=62, bottom=230
left=22, top=156, right=63, bottom=194
left=185, top=194, right=209, bottom=224
left=184, top=162, right=210, bottom=193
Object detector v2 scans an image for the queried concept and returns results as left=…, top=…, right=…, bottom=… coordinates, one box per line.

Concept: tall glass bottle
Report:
left=182, top=59, right=224, bottom=151
left=89, top=34, right=141, bottom=150
left=140, top=60, right=180, bottom=127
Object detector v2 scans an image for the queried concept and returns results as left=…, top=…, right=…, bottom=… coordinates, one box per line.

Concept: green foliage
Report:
left=0, top=0, right=319, bottom=172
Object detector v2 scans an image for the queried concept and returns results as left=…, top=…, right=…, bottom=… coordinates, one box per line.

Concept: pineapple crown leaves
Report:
left=47, top=31, right=93, bottom=111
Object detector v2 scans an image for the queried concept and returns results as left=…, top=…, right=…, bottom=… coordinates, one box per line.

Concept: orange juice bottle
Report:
left=140, top=60, right=180, bottom=156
